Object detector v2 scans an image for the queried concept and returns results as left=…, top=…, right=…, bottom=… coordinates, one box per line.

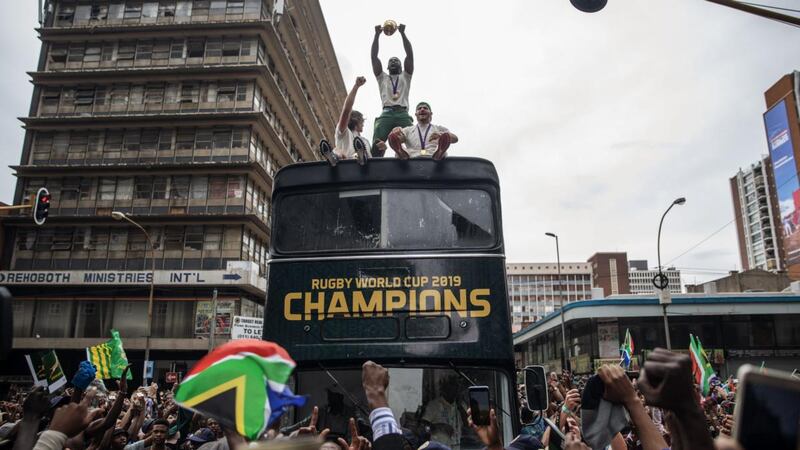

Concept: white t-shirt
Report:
left=334, top=126, right=370, bottom=159
left=400, top=123, right=450, bottom=158
left=377, top=71, right=412, bottom=108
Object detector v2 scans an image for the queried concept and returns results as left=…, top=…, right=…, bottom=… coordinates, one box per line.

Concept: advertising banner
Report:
left=24, top=350, right=67, bottom=393
left=764, top=99, right=800, bottom=265
left=597, top=319, right=620, bottom=358
left=194, top=300, right=235, bottom=336
left=231, top=316, right=264, bottom=340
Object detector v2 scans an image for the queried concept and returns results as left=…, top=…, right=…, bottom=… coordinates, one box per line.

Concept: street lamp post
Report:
left=545, top=232, right=569, bottom=370
left=111, top=211, right=155, bottom=383
left=653, top=197, right=686, bottom=350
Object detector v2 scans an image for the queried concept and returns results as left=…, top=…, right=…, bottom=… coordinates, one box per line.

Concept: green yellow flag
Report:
left=86, top=330, right=132, bottom=379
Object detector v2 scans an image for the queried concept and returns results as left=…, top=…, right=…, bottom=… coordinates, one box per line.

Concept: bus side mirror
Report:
left=524, top=365, right=548, bottom=411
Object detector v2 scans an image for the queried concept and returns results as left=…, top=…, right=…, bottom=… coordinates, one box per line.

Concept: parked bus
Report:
left=263, top=157, right=515, bottom=449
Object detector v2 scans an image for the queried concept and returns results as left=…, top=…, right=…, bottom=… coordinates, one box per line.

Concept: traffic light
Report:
left=33, top=187, right=50, bottom=226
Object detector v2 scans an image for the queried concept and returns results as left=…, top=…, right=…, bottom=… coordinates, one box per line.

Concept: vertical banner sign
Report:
left=764, top=100, right=800, bottom=265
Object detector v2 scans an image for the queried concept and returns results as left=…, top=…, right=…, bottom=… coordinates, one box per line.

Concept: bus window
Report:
left=274, top=188, right=495, bottom=253
left=294, top=367, right=512, bottom=450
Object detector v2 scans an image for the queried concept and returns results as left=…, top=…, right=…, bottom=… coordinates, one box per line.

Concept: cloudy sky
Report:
left=318, top=0, right=800, bottom=284
left=0, top=1, right=798, bottom=286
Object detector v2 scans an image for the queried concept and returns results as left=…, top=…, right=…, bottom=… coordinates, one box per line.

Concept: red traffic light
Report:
left=33, top=187, right=50, bottom=226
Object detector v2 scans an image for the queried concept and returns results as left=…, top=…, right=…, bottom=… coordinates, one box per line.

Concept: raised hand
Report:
left=22, top=386, right=50, bottom=418
left=362, top=361, right=389, bottom=410
left=374, top=25, right=382, bottom=35
left=398, top=24, right=406, bottom=34
left=467, top=408, right=501, bottom=449
left=118, top=365, right=131, bottom=394
left=290, top=406, right=329, bottom=439
left=337, top=418, right=370, bottom=450
left=355, top=77, right=367, bottom=88
left=638, top=348, right=695, bottom=413
left=597, top=365, right=637, bottom=407
left=50, top=389, right=97, bottom=437
left=564, top=388, right=581, bottom=411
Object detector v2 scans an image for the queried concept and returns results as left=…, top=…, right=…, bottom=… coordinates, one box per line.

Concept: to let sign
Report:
left=231, top=316, right=264, bottom=340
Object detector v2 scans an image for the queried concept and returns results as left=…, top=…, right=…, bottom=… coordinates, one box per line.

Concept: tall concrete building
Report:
left=627, top=260, right=681, bottom=295
left=587, top=252, right=630, bottom=297
left=730, top=157, right=783, bottom=272
left=506, top=262, right=594, bottom=332
left=1, top=0, right=344, bottom=382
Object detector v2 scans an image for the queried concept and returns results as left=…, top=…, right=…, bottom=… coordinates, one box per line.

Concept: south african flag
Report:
left=175, top=340, right=306, bottom=439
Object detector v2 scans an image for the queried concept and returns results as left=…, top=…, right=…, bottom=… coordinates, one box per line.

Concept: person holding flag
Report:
left=619, top=328, right=634, bottom=370
left=174, top=340, right=306, bottom=440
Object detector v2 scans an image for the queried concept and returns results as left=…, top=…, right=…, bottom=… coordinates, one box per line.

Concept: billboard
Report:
left=764, top=99, right=800, bottom=265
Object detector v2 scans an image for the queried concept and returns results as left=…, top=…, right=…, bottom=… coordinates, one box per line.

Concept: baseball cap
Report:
left=188, top=428, right=216, bottom=444
left=507, top=434, right=543, bottom=450
left=112, top=428, right=129, bottom=438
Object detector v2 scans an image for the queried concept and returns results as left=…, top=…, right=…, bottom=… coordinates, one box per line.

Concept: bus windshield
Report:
left=293, top=367, right=512, bottom=450
left=274, top=188, right=495, bottom=253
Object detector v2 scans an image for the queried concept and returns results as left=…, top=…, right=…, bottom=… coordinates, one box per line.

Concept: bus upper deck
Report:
left=263, top=157, right=517, bottom=448
left=265, top=157, right=510, bottom=363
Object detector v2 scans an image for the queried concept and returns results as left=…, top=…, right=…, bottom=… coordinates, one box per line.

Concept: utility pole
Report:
left=209, top=289, right=218, bottom=353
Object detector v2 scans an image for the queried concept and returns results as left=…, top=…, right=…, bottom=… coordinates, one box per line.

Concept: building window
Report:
left=99, top=178, right=116, bottom=201
left=48, top=303, right=62, bottom=315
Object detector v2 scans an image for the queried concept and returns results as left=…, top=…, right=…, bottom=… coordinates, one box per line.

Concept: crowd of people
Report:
left=0, top=349, right=751, bottom=450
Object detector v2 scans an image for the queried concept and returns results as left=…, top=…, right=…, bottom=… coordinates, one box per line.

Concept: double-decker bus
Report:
left=263, top=157, right=515, bottom=449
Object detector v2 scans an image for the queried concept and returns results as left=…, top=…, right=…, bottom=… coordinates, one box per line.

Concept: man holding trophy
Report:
left=370, top=20, right=414, bottom=157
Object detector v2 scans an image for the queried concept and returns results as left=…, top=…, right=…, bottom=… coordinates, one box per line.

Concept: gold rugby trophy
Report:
left=382, top=19, right=398, bottom=36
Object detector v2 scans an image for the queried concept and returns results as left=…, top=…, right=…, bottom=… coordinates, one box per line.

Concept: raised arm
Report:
left=399, top=24, right=413, bottom=75
left=371, top=25, right=383, bottom=77
left=86, top=366, right=131, bottom=439
left=338, top=77, right=367, bottom=133
left=598, top=365, right=667, bottom=450
left=638, top=349, right=714, bottom=450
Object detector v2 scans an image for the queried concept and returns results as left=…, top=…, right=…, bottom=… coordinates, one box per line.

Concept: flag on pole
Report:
left=174, top=340, right=306, bottom=440
left=86, top=330, right=132, bottom=379
left=689, top=334, right=717, bottom=396
left=619, top=328, right=634, bottom=369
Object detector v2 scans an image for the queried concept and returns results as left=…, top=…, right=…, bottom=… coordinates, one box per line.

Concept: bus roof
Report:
left=273, top=157, right=500, bottom=191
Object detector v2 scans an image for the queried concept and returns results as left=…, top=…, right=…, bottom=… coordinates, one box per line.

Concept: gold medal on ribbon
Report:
left=392, top=93, right=400, bottom=100
left=421, top=150, right=428, bottom=155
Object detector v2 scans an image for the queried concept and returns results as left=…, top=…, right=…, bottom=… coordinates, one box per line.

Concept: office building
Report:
left=587, top=252, right=630, bottom=296
left=506, top=262, right=594, bottom=332
left=1, top=0, right=345, bottom=382
left=730, top=157, right=783, bottom=271
left=627, top=260, right=681, bottom=295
